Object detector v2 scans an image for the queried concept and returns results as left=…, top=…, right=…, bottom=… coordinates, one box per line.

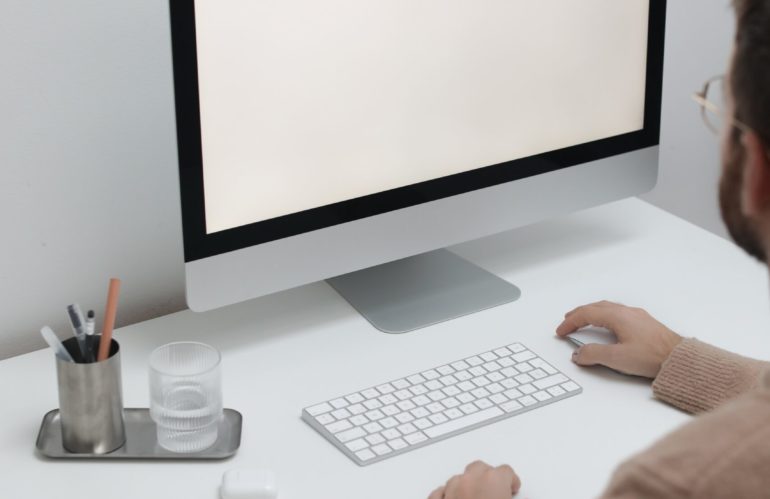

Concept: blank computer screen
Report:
left=193, top=0, right=649, bottom=234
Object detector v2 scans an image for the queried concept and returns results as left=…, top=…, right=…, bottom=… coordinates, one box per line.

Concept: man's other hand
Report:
left=556, top=301, right=682, bottom=378
left=429, top=461, right=521, bottom=499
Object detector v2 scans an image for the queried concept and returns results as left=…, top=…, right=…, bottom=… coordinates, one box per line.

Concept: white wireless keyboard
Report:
left=302, top=342, right=581, bottom=466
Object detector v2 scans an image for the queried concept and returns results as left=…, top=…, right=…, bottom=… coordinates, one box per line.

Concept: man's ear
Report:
left=740, top=131, right=770, bottom=217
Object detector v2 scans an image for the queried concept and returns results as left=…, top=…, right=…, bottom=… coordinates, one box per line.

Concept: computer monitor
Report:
left=170, top=0, right=665, bottom=332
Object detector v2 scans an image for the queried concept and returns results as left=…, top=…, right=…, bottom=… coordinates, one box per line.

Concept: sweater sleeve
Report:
left=651, top=338, right=768, bottom=414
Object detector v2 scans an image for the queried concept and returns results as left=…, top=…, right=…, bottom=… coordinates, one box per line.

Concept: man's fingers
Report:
left=556, top=303, right=622, bottom=336
left=443, top=475, right=462, bottom=499
left=573, top=343, right=615, bottom=367
left=428, top=486, right=445, bottom=499
left=464, top=460, right=491, bottom=475
left=494, top=464, right=522, bottom=494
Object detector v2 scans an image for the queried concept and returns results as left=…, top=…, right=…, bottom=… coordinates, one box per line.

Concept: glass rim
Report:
left=148, top=341, right=222, bottom=376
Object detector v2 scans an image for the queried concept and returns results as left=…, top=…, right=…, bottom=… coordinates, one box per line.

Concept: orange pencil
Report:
left=97, top=278, right=121, bottom=362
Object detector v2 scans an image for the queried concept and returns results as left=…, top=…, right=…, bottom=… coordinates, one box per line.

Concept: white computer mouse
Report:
left=220, top=469, right=278, bottom=499
left=566, top=326, right=618, bottom=347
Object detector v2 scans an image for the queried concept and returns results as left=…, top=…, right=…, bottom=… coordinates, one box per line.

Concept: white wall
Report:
left=641, top=0, right=735, bottom=238
left=0, top=0, right=736, bottom=359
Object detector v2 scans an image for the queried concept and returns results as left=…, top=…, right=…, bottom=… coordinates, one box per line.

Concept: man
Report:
left=430, top=0, right=770, bottom=497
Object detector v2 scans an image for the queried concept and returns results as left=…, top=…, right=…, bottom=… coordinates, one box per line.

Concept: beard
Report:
left=720, top=131, right=767, bottom=262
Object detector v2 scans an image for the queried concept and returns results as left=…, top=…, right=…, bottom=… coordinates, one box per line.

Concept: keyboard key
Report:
left=405, top=432, right=428, bottom=445
left=504, top=388, right=522, bottom=399
left=395, top=412, right=414, bottom=423
left=366, top=433, right=385, bottom=445
left=356, top=449, right=376, bottom=461
left=471, top=387, right=490, bottom=398
left=451, top=360, right=470, bottom=370
left=487, top=382, right=504, bottom=394
left=500, top=367, right=518, bottom=378
left=472, top=377, right=490, bottom=387
left=362, top=388, right=380, bottom=399
left=407, top=374, right=426, bottom=385
left=397, top=423, right=417, bottom=435
left=346, top=393, right=365, bottom=404
left=475, top=398, right=494, bottom=410
left=376, top=383, right=395, bottom=394
left=494, top=347, right=512, bottom=357
left=480, top=352, right=498, bottom=361
left=411, top=407, right=430, bottom=418
left=436, top=365, right=455, bottom=375
left=316, top=413, right=334, bottom=425
left=466, top=356, right=483, bottom=366
left=409, top=385, right=428, bottom=396
left=515, top=362, right=533, bottom=373
left=349, top=415, right=368, bottom=426
left=513, top=351, right=536, bottom=362
left=425, top=407, right=504, bottom=438
left=519, top=384, right=536, bottom=394
left=501, top=400, right=523, bottom=413
left=469, top=366, right=487, bottom=377
left=421, top=369, right=440, bottom=380
left=413, top=395, right=431, bottom=406
left=336, top=427, right=366, bottom=443
left=307, top=402, right=332, bottom=416
left=392, top=379, right=410, bottom=389
left=332, top=408, right=351, bottom=419
left=346, top=438, right=368, bottom=452
left=348, top=403, right=366, bottom=415
left=530, top=369, right=547, bottom=379
left=372, top=444, right=392, bottom=456
left=548, top=386, right=566, bottom=397
left=428, top=390, right=446, bottom=401
left=425, top=379, right=443, bottom=390
left=562, top=381, right=580, bottom=392
left=363, top=422, right=383, bottom=433
left=397, top=400, right=417, bottom=412
left=458, top=381, right=476, bottom=391
left=363, top=400, right=382, bottom=410
left=515, top=374, right=534, bottom=384
left=444, top=408, right=464, bottom=419
left=429, top=413, right=449, bottom=425
left=487, top=372, right=504, bottom=383
left=365, top=410, right=384, bottom=421
left=381, top=405, right=399, bottom=416
left=489, top=393, right=507, bottom=405
left=330, top=398, right=349, bottom=409
left=483, top=361, right=501, bottom=372
left=442, top=397, right=460, bottom=408
left=414, top=418, right=433, bottom=430
left=442, top=385, right=461, bottom=397
left=457, top=392, right=474, bottom=404
left=427, top=402, right=445, bottom=414
left=439, top=375, right=459, bottom=386
left=382, top=429, right=400, bottom=440
left=380, top=417, right=398, bottom=428
left=379, top=394, right=398, bottom=405
left=388, top=438, right=408, bottom=450
left=459, top=403, right=478, bottom=415
left=327, top=420, right=352, bottom=433
left=501, top=378, right=518, bottom=389
left=534, top=374, right=569, bottom=390
left=519, top=395, right=536, bottom=406
left=394, top=389, right=412, bottom=400
left=455, top=370, right=473, bottom=381
left=498, top=357, right=515, bottom=367
left=533, top=391, right=552, bottom=402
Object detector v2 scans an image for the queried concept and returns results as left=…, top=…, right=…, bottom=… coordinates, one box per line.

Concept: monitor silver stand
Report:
left=327, top=249, right=521, bottom=334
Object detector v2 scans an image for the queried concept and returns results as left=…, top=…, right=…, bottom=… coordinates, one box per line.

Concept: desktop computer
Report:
left=169, top=0, right=665, bottom=463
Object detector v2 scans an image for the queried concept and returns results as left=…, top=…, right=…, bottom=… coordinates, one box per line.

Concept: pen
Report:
left=85, top=310, right=95, bottom=336
left=40, top=326, right=74, bottom=363
left=97, top=278, right=121, bottom=362
left=67, top=304, right=91, bottom=362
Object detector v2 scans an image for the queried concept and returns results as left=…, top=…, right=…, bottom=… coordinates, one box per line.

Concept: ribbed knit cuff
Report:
left=652, top=338, right=764, bottom=414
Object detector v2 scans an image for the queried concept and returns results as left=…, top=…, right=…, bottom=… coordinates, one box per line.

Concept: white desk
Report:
left=2, top=198, right=770, bottom=498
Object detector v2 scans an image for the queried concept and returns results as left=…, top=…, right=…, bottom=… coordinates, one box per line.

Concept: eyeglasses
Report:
left=692, top=75, right=750, bottom=135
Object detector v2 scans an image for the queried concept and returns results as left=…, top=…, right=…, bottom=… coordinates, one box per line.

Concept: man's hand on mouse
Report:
left=429, top=461, right=521, bottom=499
left=556, top=301, right=682, bottom=378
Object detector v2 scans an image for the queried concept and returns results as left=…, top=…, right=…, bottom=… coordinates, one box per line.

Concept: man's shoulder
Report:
left=603, top=390, right=770, bottom=498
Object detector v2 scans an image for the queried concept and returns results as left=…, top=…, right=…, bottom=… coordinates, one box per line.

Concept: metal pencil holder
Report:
left=56, top=337, right=126, bottom=454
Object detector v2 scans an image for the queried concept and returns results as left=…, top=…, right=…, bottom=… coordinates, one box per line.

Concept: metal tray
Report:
left=36, top=408, right=242, bottom=459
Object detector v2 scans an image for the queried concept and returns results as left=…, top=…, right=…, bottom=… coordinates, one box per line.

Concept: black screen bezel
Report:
left=170, top=0, right=666, bottom=262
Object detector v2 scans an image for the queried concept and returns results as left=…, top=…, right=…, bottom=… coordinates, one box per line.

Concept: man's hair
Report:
left=732, top=0, right=770, bottom=145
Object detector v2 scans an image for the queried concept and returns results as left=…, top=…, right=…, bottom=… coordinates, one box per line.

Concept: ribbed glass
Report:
left=149, top=342, right=222, bottom=453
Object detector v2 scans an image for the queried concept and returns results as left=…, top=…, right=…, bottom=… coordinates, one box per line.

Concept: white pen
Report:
left=66, top=304, right=91, bottom=362
left=40, top=326, right=74, bottom=362
left=85, top=310, right=95, bottom=336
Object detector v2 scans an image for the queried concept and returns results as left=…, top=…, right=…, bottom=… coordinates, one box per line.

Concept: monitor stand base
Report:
left=327, top=249, right=521, bottom=334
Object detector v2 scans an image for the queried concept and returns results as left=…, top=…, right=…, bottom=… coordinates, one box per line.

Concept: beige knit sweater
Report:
left=600, top=339, right=770, bottom=498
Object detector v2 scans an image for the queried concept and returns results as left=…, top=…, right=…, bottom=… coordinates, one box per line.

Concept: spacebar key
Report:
left=424, top=407, right=504, bottom=438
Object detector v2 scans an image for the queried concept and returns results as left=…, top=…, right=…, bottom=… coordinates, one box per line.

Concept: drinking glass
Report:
left=149, top=342, right=222, bottom=453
